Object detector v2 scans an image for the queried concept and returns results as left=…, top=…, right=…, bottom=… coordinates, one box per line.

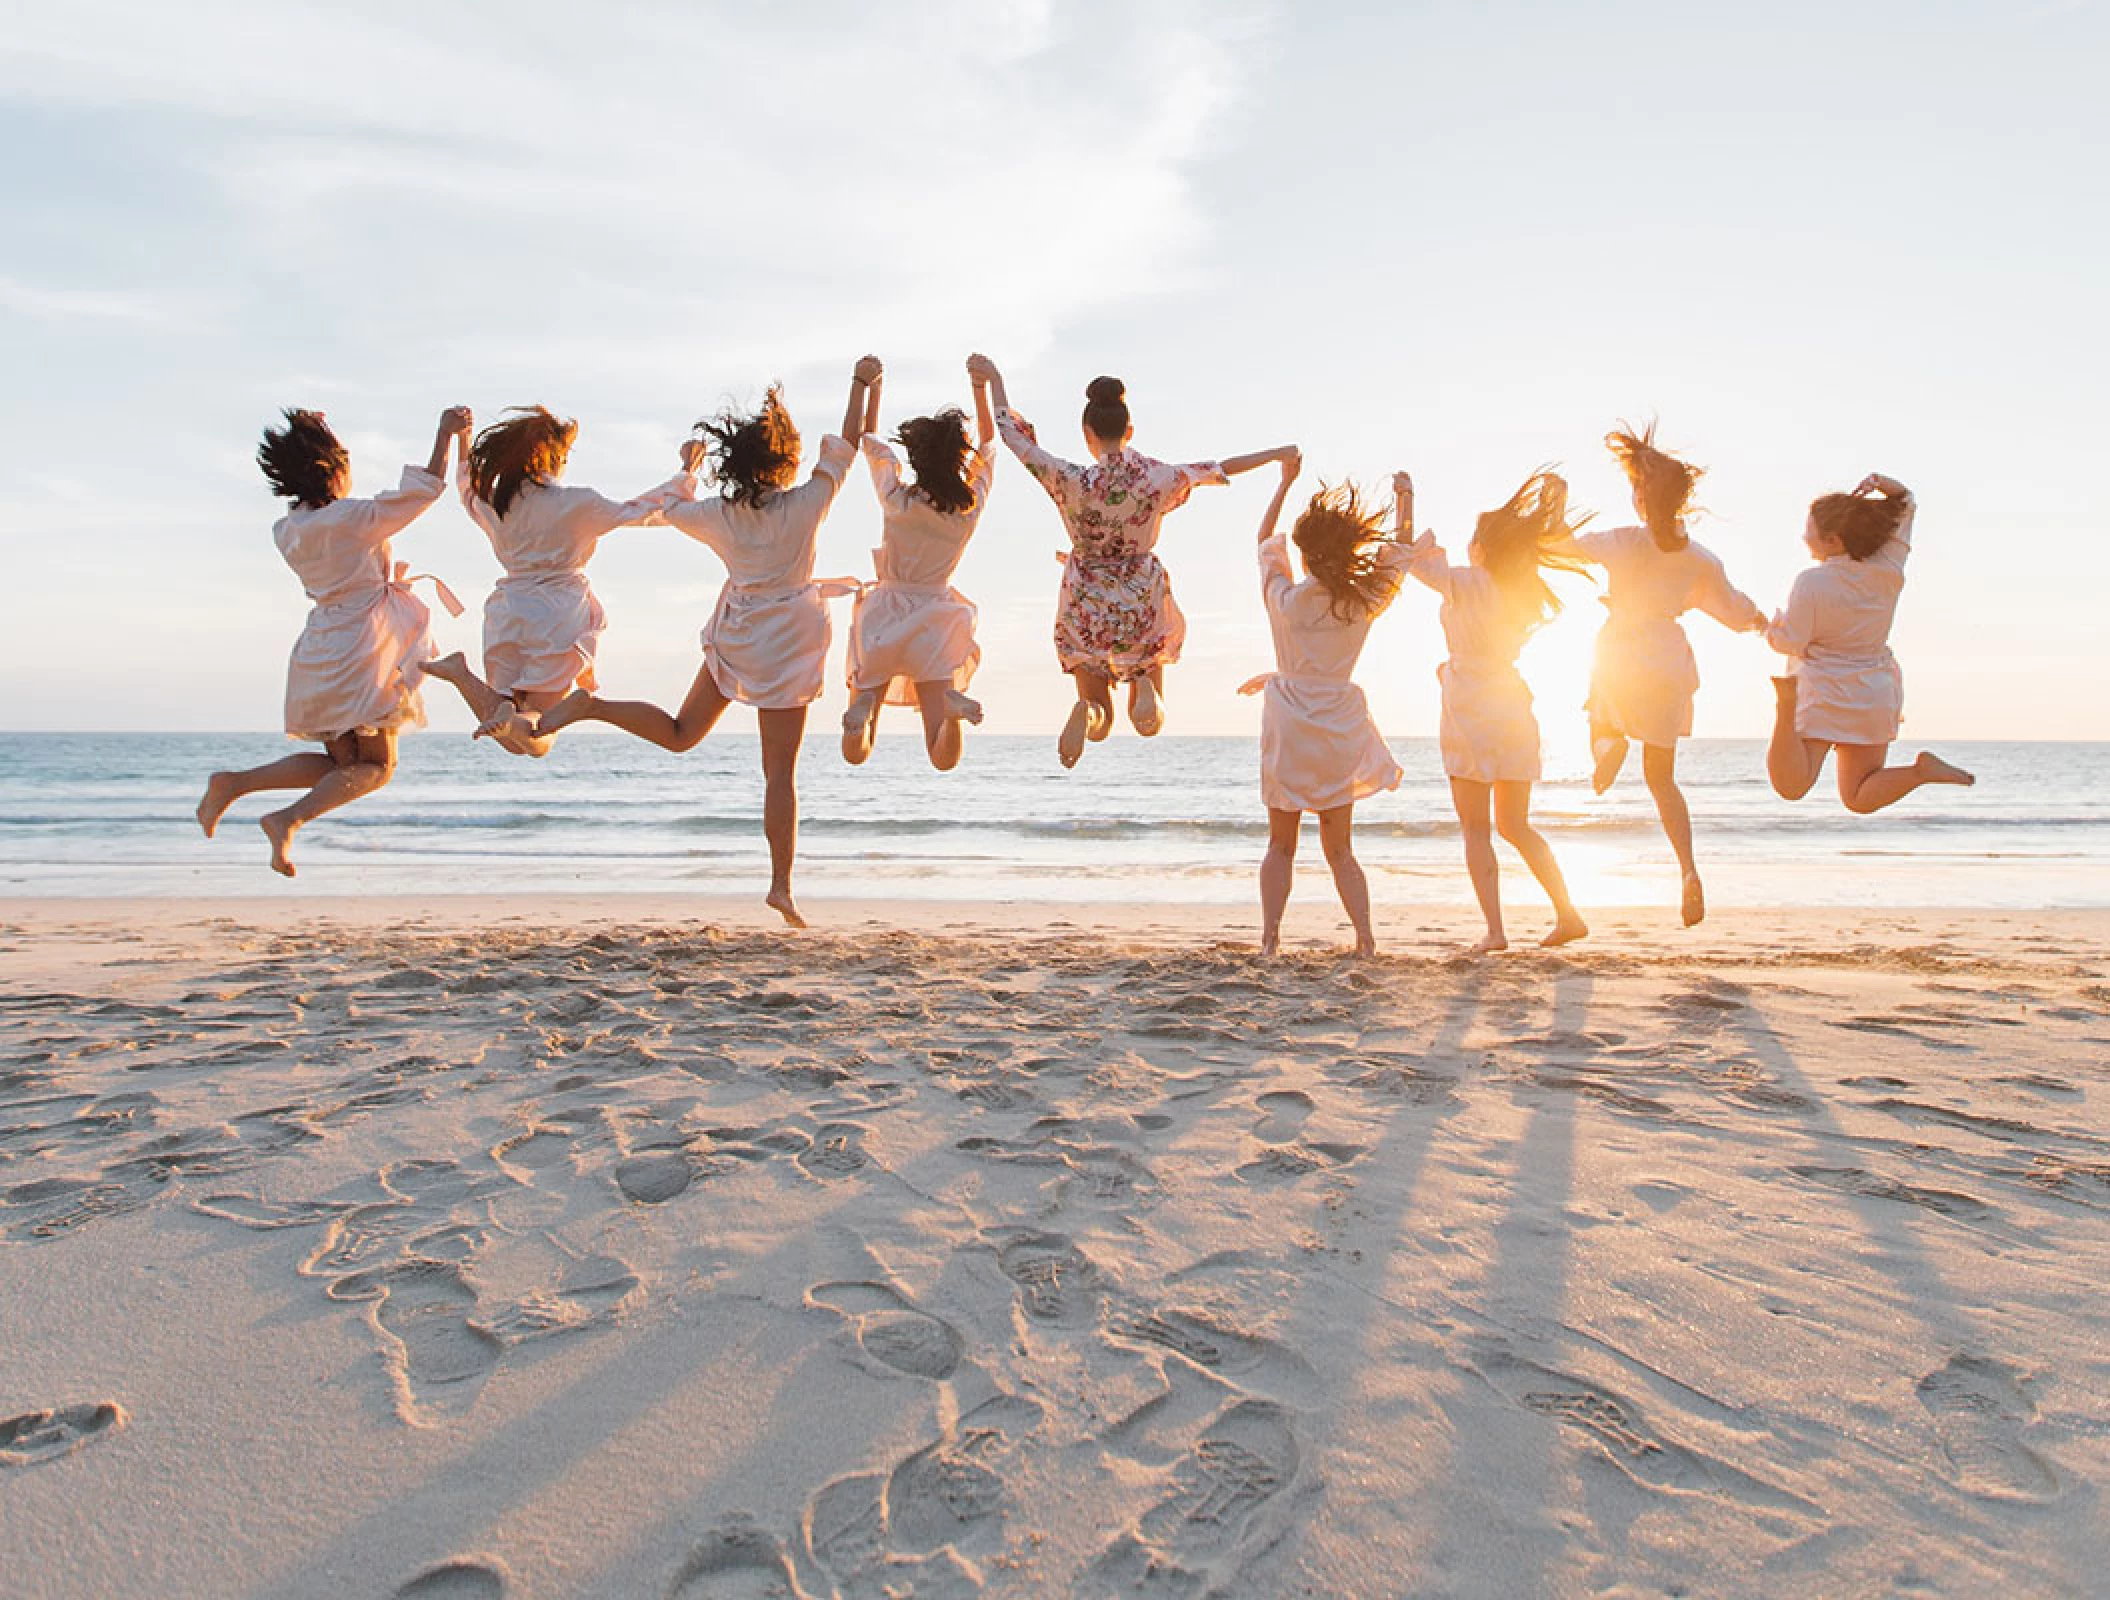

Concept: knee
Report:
left=1841, top=785, right=1882, bottom=815
left=1319, top=833, right=1356, bottom=869
left=1263, top=840, right=1297, bottom=868
left=929, top=744, right=960, bottom=772
left=1770, top=772, right=1813, bottom=802
left=1495, top=817, right=1535, bottom=849
left=1458, top=819, right=1494, bottom=849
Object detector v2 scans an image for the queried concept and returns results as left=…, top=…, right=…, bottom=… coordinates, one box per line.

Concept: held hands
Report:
left=1279, top=447, right=1302, bottom=485
left=854, top=355, right=883, bottom=386
left=679, top=438, right=708, bottom=473
left=442, top=406, right=474, bottom=437
left=1856, top=471, right=1907, bottom=498
left=966, top=352, right=998, bottom=384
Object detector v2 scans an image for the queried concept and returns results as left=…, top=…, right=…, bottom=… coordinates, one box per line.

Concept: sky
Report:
left=5, top=0, right=2106, bottom=745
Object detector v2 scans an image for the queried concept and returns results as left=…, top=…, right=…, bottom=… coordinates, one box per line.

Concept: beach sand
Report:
left=2, top=896, right=2106, bottom=1597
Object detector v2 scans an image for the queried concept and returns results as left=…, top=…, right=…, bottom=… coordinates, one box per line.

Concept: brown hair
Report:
left=258, top=408, right=348, bottom=508
left=1081, top=375, right=1130, bottom=445
left=1471, top=469, right=1594, bottom=629
left=895, top=408, right=976, bottom=516
left=470, top=406, right=577, bottom=517
left=1810, top=488, right=1909, bottom=561
left=1605, top=418, right=1702, bottom=551
left=699, top=385, right=801, bottom=507
left=1292, top=482, right=1396, bottom=623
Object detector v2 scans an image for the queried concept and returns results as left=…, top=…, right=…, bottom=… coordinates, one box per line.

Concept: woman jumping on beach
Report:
left=424, top=406, right=699, bottom=757
left=1246, top=454, right=1407, bottom=957
left=537, top=359, right=878, bottom=927
left=1763, top=472, right=1974, bottom=811
left=197, top=405, right=471, bottom=876
left=968, top=354, right=1299, bottom=767
left=1567, top=422, right=1765, bottom=926
left=1406, top=468, right=1593, bottom=953
left=840, top=358, right=996, bottom=770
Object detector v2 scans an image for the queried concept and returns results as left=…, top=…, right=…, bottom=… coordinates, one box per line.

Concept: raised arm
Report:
left=1255, top=450, right=1303, bottom=544
left=1220, top=444, right=1300, bottom=478
left=967, top=352, right=1009, bottom=417
left=1855, top=471, right=1915, bottom=571
left=427, top=406, right=471, bottom=479
left=1392, top=470, right=1415, bottom=542
left=970, top=364, right=996, bottom=448
left=843, top=355, right=881, bottom=449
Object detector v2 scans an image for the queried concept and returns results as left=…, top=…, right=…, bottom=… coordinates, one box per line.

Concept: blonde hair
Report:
left=1471, top=469, right=1593, bottom=629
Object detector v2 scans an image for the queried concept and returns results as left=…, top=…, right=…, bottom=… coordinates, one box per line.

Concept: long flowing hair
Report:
left=1810, top=487, right=1909, bottom=560
left=1471, top=469, right=1594, bottom=630
left=699, top=385, right=801, bottom=507
left=896, top=408, right=976, bottom=515
left=470, top=406, right=577, bottom=517
left=1605, top=418, right=1702, bottom=551
left=257, top=409, right=348, bottom=507
left=1292, top=482, right=1395, bottom=622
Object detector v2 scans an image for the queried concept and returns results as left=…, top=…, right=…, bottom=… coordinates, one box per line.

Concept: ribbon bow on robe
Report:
left=393, top=561, right=466, bottom=619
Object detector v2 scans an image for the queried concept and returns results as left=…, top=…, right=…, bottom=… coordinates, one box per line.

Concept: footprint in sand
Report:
left=0, top=1401, right=125, bottom=1467
left=479, top=1255, right=643, bottom=1346
left=3, top=1177, right=145, bottom=1241
left=192, top=1193, right=353, bottom=1231
left=1234, top=1141, right=1366, bottom=1185
left=1251, top=1090, right=1314, bottom=1144
left=666, top=1521, right=801, bottom=1598
left=1106, top=1308, right=1315, bottom=1399
left=615, top=1149, right=695, bottom=1205
left=491, top=1125, right=578, bottom=1176
left=796, top=1122, right=872, bottom=1181
left=1789, top=1164, right=1996, bottom=1223
left=1916, top=1355, right=2060, bottom=1501
left=328, top=1258, right=500, bottom=1415
left=991, top=1229, right=1104, bottom=1326
left=393, top=1559, right=507, bottom=1599
left=1094, top=1400, right=1301, bottom=1590
left=808, top=1282, right=963, bottom=1380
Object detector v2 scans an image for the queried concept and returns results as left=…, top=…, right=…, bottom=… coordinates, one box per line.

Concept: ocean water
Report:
left=1, top=732, right=2105, bottom=909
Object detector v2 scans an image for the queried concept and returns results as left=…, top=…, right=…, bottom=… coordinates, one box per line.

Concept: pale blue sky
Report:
left=5, top=0, right=2105, bottom=743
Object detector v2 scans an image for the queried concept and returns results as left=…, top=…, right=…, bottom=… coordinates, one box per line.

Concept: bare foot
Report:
left=424, top=651, right=469, bottom=684
left=841, top=689, right=878, bottom=765
left=1540, top=913, right=1589, bottom=948
left=1352, top=936, right=1377, bottom=958
left=1916, top=751, right=1975, bottom=787
left=196, top=772, right=237, bottom=838
left=1130, top=675, right=1164, bottom=736
left=1591, top=734, right=1628, bottom=796
left=1466, top=932, right=1508, bottom=956
left=765, top=887, right=808, bottom=929
left=474, top=701, right=532, bottom=743
left=1680, top=872, right=1706, bottom=928
left=944, top=689, right=984, bottom=726
left=1058, top=701, right=1092, bottom=768
left=1085, top=701, right=1113, bottom=741
left=1259, top=934, right=1280, bottom=958
left=259, top=811, right=298, bottom=878
left=536, top=689, right=597, bottom=737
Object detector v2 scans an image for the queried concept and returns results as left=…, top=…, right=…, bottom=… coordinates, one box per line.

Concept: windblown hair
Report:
left=895, top=408, right=976, bottom=516
left=1606, top=419, right=1702, bottom=551
left=1081, top=375, right=1130, bottom=445
left=1810, top=488, right=1909, bottom=561
left=1292, top=482, right=1396, bottom=623
left=1471, top=469, right=1594, bottom=630
left=699, top=385, right=801, bottom=507
left=470, top=406, right=578, bottom=518
left=258, top=409, right=349, bottom=507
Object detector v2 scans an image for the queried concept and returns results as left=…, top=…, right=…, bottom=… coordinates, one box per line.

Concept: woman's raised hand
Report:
left=966, top=352, right=999, bottom=383
left=679, top=437, right=708, bottom=473
left=442, top=406, right=474, bottom=437
left=1280, top=447, right=1302, bottom=484
left=854, top=354, right=883, bottom=386
left=1855, top=471, right=1907, bottom=498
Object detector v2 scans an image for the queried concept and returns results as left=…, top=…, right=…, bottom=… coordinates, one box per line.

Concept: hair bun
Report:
left=1086, top=376, right=1126, bottom=404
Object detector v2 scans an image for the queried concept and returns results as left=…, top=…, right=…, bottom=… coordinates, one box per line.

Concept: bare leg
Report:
left=1060, top=669, right=1115, bottom=768
left=758, top=706, right=808, bottom=927
left=841, top=685, right=881, bottom=766
left=1590, top=717, right=1629, bottom=796
left=1836, top=742, right=1976, bottom=815
left=1128, top=666, right=1166, bottom=737
left=1317, top=803, right=1375, bottom=956
left=1767, top=677, right=1830, bottom=800
left=913, top=680, right=963, bottom=772
left=1258, top=808, right=1300, bottom=956
left=1641, top=742, right=1704, bottom=926
left=258, top=731, right=397, bottom=879
left=1450, top=778, right=1505, bottom=953
left=423, top=652, right=509, bottom=723
left=1493, top=780, right=1587, bottom=947
left=537, top=665, right=731, bottom=753
left=197, top=752, right=335, bottom=837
